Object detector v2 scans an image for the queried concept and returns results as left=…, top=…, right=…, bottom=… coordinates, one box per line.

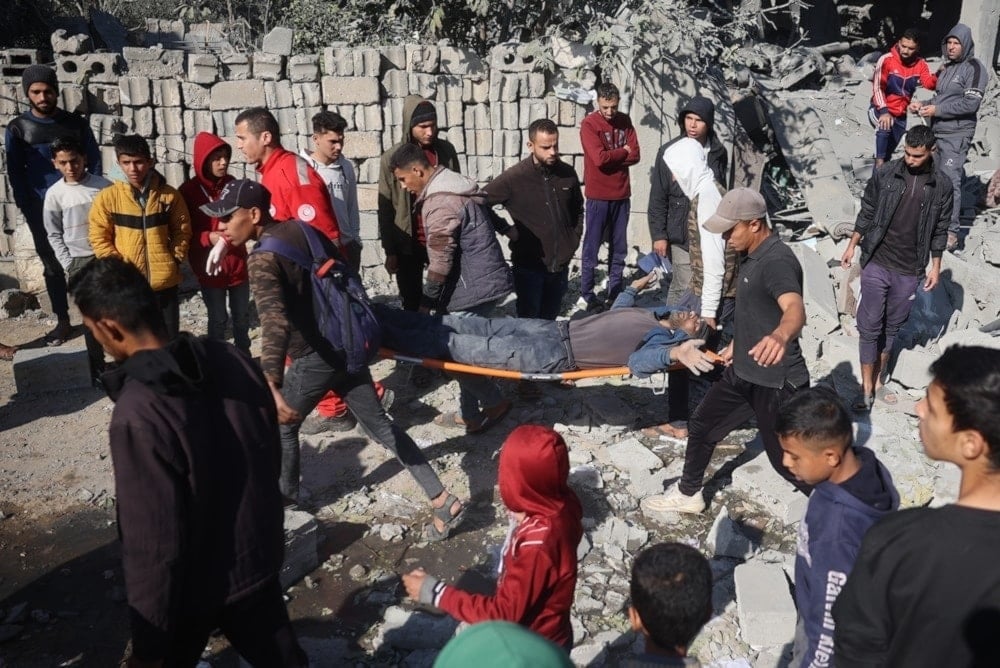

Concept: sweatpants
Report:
left=856, top=261, right=921, bottom=365
left=581, top=198, right=630, bottom=304
left=935, top=131, right=972, bottom=236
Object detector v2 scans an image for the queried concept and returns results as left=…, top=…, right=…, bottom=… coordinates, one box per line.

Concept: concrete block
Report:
left=90, top=114, right=123, bottom=144
left=280, top=509, right=318, bottom=588
left=153, top=107, right=184, bottom=136
left=161, top=162, right=186, bottom=188
left=734, top=561, right=796, bottom=648
left=519, top=98, right=547, bottom=129
left=466, top=78, right=489, bottom=103
left=321, top=76, right=379, bottom=105
left=87, top=85, right=120, bottom=114
left=730, top=442, right=807, bottom=524
left=122, top=46, right=184, bottom=78
left=789, top=242, right=839, bottom=334
left=353, top=49, right=381, bottom=77
left=51, top=29, right=92, bottom=55
left=13, top=339, right=92, bottom=394
left=288, top=54, right=319, bottom=83
left=295, top=106, right=321, bottom=136
left=180, top=82, right=210, bottom=109
left=557, top=126, right=583, bottom=155
left=119, top=76, right=151, bottom=107
left=527, top=72, right=546, bottom=98
left=343, top=132, right=382, bottom=160
left=152, top=79, right=182, bottom=107
left=322, top=47, right=352, bottom=76
left=187, top=54, right=218, bottom=85
left=122, top=106, right=154, bottom=136
left=291, top=82, right=322, bottom=108
left=439, top=47, right=484, bottom=75
left=252, top=52, right=285, bottom=81
left=446, top=127, right=464, bottom=154
left=551, top=36, right=596, bottom=69
left=444, top=100, right=463, bottom=128
left=262, top=27, right=294, bottom=56
left=374, top=606, right=457, bottom=651
left=707, top=506, right=755, bottom=559
left=500, top=74, right=521, bottom=100
left=273, top=108, right=297, bottom=136
left=212, top=110, right=241, bottom=137
left=559, top=100, right=577, bottom=126
left=407, top=72, right=436, bottom=98
left=405, top=44, right=439, bottom=73
left=264, top=80, right=294, bottom=109
left=360, top=105, right=382, bottom=132
left=380, top=45, right=407, bottom=71
left=891, top=347, right=936, bottom=390
left=220, top=53, right=251, bottom=80
left=381, top=69, right=407, bottom=97
left=59, top=85, right=87, bottom=114
left=358, top=159, right=380, bottom=184
left=820, top=333, right=861, bottom=384
left=183, top=110, right=214, bottom=137
left=477, top=156, right=497, bottom=180
left=503, top=130, right=521, bottom=157
left=56, top=53, right=121, bottom=84
left=489, top=41, right=537, bottom=72
left=938, top=328, right=1000, bottom=353
left=437, top=74, right=463, bottom=101
left=154, top=134, right=185, bottom=163
left=601, top=437, right=663, bottom=473
left=211, top=80, right=265, bottom=111
left=357, top=185, right=377, bottom=211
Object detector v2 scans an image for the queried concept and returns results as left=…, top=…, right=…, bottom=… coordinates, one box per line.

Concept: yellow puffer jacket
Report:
left=89, top=173, right=191, bottom=291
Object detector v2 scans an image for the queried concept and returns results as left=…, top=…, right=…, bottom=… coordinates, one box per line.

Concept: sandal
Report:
left=423, top=493, right=465, bottom=542
left=852, top=394, right=875, bottom=412
left=641, top=423, right=689, bottom=439
left=0, top=343, right=16, bottom=361
left=433, top=400, right=511, bottom=435
left=875, top=386, right=898, bottom=406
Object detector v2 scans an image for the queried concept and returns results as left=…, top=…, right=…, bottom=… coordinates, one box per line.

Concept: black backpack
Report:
left=254, top=222, right=382, bottom=374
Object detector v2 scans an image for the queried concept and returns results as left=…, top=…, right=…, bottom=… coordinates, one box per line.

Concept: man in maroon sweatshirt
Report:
left=579, top=82, right=640, bottom=311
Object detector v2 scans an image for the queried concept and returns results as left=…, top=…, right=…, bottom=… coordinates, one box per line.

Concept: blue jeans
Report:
left=202, top=283, right=251, bottom=353
left=449, top=301, right=507, bottom=421
left=513, top=265, right=568, bottom=320
left=278, top=351, right=444, bottom=502
left=581, top=198, right=630, bottom=304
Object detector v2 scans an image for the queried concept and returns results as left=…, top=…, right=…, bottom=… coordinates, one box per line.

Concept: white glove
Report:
left=206, top=237, right=229, bottom=276
left=672, top=339, right=714, bottom=376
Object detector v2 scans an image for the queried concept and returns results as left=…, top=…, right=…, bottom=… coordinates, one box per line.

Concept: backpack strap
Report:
left=254, top=232, right=312, bottom=271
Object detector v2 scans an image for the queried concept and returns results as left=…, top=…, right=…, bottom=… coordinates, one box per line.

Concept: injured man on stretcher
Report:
left=372, top=275, right=717, bottom=377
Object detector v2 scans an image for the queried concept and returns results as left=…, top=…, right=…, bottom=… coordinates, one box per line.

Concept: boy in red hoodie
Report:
left=180, top=132, right=250, bottom=352
left=402, top=425, right=583, bottom=649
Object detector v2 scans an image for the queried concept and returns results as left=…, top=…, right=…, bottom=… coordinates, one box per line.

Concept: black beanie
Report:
left=410, top=101, right=437, bottom=128
left=22, top=65, right=59, bottom=96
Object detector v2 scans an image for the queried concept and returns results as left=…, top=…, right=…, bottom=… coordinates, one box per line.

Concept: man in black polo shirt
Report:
left=642, top=188, right=810, bottom=514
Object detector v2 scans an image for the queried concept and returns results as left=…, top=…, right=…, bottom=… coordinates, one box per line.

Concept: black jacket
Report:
left=853, top=157, right=952, bottom=270
left=103, top=334, right=285, bottom=659
left=647, top=96, right=728, bottom=249
left=484, top=156, right=584, bottom=273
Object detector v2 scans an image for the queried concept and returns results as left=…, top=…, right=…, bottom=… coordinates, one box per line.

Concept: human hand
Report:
left=877, top=113, right=893, bottom=131
left=384, top=254, right=399, bottom=275
left=923, top=267, right=940, bottom=291
left=402, top=568, right=426, bottom=600
left=840, top=245, right=856, bottom=269
left=720, top=341, right=734, bottom=365
left=704, top=317, right=717, bottom=330
left=908, top=101, right=922, bottom=114
left=205, top=237, right=229, bottom=276
left=672, top=339, right=714, bottom=375
left=653, top=239, right=668, bottom=257
left=918, top=104, right=936, bottom=118
left=631, top=272, right=656, bottom=291
left=749, top=333, right=787, bottom=367
left=269, top=385, right=302, bottom=425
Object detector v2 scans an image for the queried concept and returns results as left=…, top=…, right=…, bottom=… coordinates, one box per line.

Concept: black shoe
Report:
left=379, top=388, right=395, bottom=412
left=585, top=300, right=606, bottom=314
left=299, top=412, right=357, bottom=435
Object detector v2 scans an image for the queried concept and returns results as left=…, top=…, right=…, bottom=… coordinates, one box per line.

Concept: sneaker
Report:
left=640, top=483, right=706, bottom=515
left=299, top=411, right=357, bottom=435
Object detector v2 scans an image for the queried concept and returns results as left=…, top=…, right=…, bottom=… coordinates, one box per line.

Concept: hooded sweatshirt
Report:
left=580, top=107, right=640, bottom=200
left=794, top=447, right=899, bottom=668
left=677, top=96, right=728, bottom=185
left=103, top=334, right=285, bottom=659
left=179, top=132, right=246, bottom=288
left=416, top=166, right=513, bottom=312
left=870, top=43, right=937, bottom=118
left=930, top=23, right=988, bottom=136
left=377, top=95, right=461, bottom=256
left=423, top=426, right=583, bottom=647
left=663, top=138, right=728, bottom=319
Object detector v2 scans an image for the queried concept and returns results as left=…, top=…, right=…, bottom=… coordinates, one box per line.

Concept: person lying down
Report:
left=372, top=276, right=716, bottom=377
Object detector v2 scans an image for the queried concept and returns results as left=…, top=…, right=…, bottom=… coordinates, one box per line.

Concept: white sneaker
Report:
left=641, top=483, right=706, bottom=515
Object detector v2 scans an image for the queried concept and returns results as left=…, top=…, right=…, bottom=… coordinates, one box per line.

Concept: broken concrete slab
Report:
left=734, top=561, right=796, bottom=648
left=13, top=339, right=92, bottom=394
left=262, top=27, right=294, bottom=56
left=373, top=606, right=458, bottom=651
left=707, top=506, right=755, bottom=560
left=729, top=444, right=806, bottom=525
left=601, top=437, right=663, bottom=473
left=889, top=347, right=936, bottom=390
left=790, top=242, right=839, bottom=333
left=280, top=509, right=318, bottom=588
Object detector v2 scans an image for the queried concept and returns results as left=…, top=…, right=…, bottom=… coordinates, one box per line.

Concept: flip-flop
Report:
left=641, top=423, right=689, bottom=439
left=423, top=493, right=465, bottom=542
left=852, top=394, right=875, bottom=412
left=875, top=386, right=898, bottom=406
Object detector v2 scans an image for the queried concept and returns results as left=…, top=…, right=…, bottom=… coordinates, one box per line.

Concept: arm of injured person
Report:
left=628, top=329, right=713, bottom=378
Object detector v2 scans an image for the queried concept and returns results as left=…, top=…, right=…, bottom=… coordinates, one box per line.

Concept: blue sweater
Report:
left=794, top=447, right=899, bottom=668
left=609, top=286, right=691, bottom=378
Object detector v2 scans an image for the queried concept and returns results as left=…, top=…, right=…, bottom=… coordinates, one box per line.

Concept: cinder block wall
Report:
left=0, top=23, right=602, bottom=292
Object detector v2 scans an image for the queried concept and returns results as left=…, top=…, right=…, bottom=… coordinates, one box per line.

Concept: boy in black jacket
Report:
left=776, top=387, right=898, bottom=668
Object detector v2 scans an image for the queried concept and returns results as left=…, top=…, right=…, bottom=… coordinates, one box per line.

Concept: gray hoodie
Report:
left=931, top=23, right=989, bottom=136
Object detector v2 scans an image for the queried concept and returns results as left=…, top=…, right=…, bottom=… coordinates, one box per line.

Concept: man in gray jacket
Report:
left=912, top=23, right=988, bottom=251
left=391, top=143, right=515, bottom=433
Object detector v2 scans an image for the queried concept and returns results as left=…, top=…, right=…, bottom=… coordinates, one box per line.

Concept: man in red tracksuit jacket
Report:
left=403, top=425, right=583, bottom=649
left=235, top=107, right=388, bottom=433
left=580, top=82, right=640, bottom=311
left=869, top=29, right=937, bottom=167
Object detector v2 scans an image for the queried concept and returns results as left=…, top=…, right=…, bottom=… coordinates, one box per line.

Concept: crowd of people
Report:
left=2, top=22, right=997, bottom=667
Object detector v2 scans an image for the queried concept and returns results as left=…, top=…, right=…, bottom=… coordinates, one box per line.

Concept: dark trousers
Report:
left=156, top=286, right=180, bottom=339
left=22, top=199, right=69, bottom=321
left=581, top=198, right=630, bottom=304
left=278, top=351, right=444, bottom=502
left=856, top=262, right=921, bottom=364
left=513, top=265, right=568, bottom=320
left=679, top=365, right=810, bottom=496
left=202, top=282, right=251, bottom=353
left=66, top=256, right=103, bottom=373
left=667, top=294, right=735, bottom=422
left=935, top=131, right=972, bottom=235
left=150, top=578, right=306, bottom=667
left=394, top=247, right=428, bottom=312
left=868, top=104, right=907, bottom=160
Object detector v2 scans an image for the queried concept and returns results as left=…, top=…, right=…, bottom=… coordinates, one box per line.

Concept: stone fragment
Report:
left=56, top=53, right=121, bottom=84
left=707, top=507, right=755, bottom=559
left=603, top=437, right=663, bottom=473
left=734, top=561, right=796, bottom=648
left=51, top=29, right=92, bottom=55
left=122, top=46, right=183, bottom=78
left=729, top=444, right=807, bottom=524
left=569, top=464, right=603, bottom=490
left=252, top=52, right=285, bottom=81
left=374, top=606, right=457, bottom=650
left=288, top=54, right=319, bottom=83
left=211, top=81, right=266, bottom=111
left=187, top=54, right=218, bottom=85
left=13, top=338, right=92, bottom=393
left=220, top=53, right=251, bottom=80
left=262, top=27, right=294, bottom=56
left=280, top=509, right=318, bottom=588
left=789, top=242, right=839, bottom=333
left=439, top=46, right=484, bottom=75
left=891, top=347, right=936, bottom=390
left=180, top=82, right=210, bottom=109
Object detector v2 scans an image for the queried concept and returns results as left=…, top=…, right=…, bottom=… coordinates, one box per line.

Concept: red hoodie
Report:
left=580, top=110, right=640, bottom=201
left=179, top=132, right=246, bottom=288
left=436, top=425, right=583, bottom=647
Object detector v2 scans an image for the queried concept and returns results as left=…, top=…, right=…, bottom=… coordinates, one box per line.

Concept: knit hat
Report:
left=22, top=65, right=59, bottom=96
left=433, top=622, right=572, bottom=668
left=410, top=101, right=438, bottom=127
